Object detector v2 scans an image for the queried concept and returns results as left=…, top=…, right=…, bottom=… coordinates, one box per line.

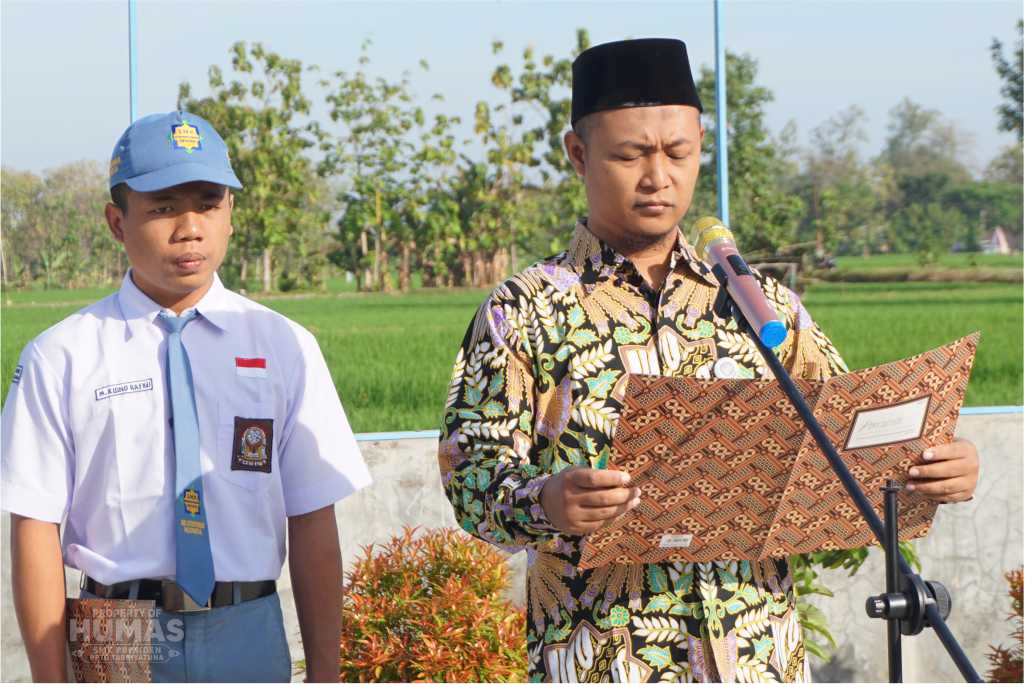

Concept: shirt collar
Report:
left=118, top=270, right=234, bottom=336
left=564, top=220, right=719, bottom=288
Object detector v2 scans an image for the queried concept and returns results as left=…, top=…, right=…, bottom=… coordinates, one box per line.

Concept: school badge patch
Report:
left=183, top=488, right=201, bottom=516
left=169, top=121, right=202, bottom=153
left=231, top=417, right=273, bottom=473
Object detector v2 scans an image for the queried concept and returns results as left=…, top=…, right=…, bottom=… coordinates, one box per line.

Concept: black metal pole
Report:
left=721, top=297, right=982, bottom=682
left=884, top=481, right=903, bottom=682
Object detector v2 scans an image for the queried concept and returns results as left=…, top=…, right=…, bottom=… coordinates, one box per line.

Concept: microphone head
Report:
left=690, top=216, right=736, bottom=261
left=759, top=320, right=788, bottom=349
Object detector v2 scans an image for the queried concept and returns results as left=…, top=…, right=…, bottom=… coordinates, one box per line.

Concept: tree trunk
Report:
left=490, top=248, right=508, bottom=285
left=1, top=239, right=9, bottom=288
left=262, top=247, right=273, bottom=293
left=380, top=248, right=393, bottom=293
left=474, top=251, right=483, bottom=287
left=240, top=257, right=248, bottom=286
left=399, top=242, right=412, bottom=292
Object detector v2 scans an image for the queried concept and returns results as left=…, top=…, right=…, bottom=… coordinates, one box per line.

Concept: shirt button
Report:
left=714, top=357, right=739, bottom=379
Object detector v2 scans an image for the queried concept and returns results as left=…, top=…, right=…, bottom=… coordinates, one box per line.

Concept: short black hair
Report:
left=572, top=115, right=594, bottom=143
left=110, top=183, right=130, bottom=212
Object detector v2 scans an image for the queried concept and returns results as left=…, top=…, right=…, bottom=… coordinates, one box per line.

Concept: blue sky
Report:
left=2, top=0, right=1021, bottom=176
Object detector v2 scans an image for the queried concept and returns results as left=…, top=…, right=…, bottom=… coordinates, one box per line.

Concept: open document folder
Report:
left=579, top=332, right=980, bottom=569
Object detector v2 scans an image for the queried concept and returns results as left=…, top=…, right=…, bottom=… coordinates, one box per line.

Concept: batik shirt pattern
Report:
left=439, top=222, right=847, bottom=682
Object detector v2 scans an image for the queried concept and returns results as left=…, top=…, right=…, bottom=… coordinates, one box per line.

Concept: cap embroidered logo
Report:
left=170, top=122, right=202, bottom=153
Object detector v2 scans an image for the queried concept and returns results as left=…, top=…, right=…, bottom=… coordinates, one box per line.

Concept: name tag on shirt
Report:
left=94, top=378, right=154, bottom=401
left=235, top=357, right=267, bottom=379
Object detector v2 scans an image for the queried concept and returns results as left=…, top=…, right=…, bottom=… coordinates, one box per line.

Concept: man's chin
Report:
left=627, top=214, right=683, bottom=239
left=162, top=269, right=216, bottom=295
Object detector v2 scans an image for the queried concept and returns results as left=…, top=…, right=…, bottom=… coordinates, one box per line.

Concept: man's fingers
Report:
left=908, top=460, right=970, bottom=480
left=933, top=491, right=974, bottom=504
left=569, top=467, right=631, bottom=490
left=576, top=497, right=642, bottom=522
left=576, top=486, right=640, bottom=508
left=921, top=440, right=972, bottom=462
left=908, top=476, right=973, bottom=497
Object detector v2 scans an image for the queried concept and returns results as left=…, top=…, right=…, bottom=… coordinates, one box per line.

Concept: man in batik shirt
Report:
left=439, top=38, right=980, bottom=682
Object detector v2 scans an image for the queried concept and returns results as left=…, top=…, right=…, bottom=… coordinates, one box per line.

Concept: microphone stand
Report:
left=710, top=270, right=980, bottom=683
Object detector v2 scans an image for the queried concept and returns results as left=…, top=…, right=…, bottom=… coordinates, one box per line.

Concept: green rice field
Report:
left=2, top=281, right=1021, bottom=433
left=833, top=253, right=1022, bottom=271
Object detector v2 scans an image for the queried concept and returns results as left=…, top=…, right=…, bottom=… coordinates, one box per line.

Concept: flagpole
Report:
left=714, top=0, right=729, bottom=225
left=129, top=0, right=137, bottom=123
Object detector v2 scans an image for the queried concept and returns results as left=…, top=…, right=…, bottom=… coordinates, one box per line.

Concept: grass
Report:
left=2, top=282, right=1021, bottom=432
left=833, top=253, right=1022, bottom=271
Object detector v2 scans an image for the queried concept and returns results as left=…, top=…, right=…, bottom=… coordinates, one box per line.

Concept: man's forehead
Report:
left=137, top=181, right=227, bottom=199
left=587, top=105, right=702, bottom=139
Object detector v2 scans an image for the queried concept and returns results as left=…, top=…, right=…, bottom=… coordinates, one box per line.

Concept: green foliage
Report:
left=892, top=202, right=967, bottom=264
left=339, top=526, right=526, bottom=682
left=793, top=105, right=886, bottom=256
left=991, top=20, right=1024, bottom=141
left=178, top=41, right=328, bottom=293
left=1, top=162, right=116, bottom=289
left=693, top=52, right=806, bottom=252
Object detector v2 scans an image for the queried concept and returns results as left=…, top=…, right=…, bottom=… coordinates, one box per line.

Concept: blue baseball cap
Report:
left=108, top=111, right=243, bottom=192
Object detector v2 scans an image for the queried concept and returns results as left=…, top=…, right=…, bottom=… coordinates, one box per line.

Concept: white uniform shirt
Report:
left=2, top=272, right=371, bottom=584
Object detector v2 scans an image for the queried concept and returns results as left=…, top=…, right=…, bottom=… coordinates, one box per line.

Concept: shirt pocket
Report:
left=215, top=397, right=278, bottom=493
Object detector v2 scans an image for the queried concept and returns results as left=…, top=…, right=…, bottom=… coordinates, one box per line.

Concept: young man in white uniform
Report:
left=2, top=111, right=371, bottom=682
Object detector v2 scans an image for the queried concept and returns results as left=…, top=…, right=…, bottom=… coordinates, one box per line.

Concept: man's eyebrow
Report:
left=616, top=137, right=694, bottom=151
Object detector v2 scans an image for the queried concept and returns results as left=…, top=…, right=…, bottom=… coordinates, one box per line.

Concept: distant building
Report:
left=982, top=227, right=1012, bottom=254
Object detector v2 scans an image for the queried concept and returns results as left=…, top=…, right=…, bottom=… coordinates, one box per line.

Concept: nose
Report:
left=172, top=212, right=202, bottom=242
left=640, top=155, right=670, bottom=192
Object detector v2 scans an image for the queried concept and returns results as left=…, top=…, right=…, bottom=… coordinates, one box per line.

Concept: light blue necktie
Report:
left=159, top=310, right=215, bottom=606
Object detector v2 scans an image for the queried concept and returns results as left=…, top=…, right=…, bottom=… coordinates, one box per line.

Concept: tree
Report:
left=798, top=106, right=886, bottom=256
left=878, top=98, right=971, bottom=183
left=991, top=20, right=1024, bottom=141
left=322, top=42, right=433, bottom=292
left=985, top=145, right=1023, bottom=185
left=178, top=41, right=326, bottom=293
left=693, top=52, right=806, bottom=253
left=1, top=162, right=114, bottom=289
left=488, top=29, right=592, bottom=255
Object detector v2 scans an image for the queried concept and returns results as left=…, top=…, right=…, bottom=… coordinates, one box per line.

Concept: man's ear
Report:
left=227, top=191, right=235, bottom=237
left=564, top=130, right=587, bottom=178
left=105, top=203, right=126, bottom=244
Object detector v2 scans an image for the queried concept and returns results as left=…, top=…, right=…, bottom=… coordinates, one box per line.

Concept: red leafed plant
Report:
left=338, top=526, right=527, bottom=682
left=987, top=567, right=1023, bottom=683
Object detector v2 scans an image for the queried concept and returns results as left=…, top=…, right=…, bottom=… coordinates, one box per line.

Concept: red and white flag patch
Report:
left=235, top=357, right=268, bottom=378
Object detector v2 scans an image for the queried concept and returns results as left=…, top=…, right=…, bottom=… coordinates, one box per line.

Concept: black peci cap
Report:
left=571, top=38, right=703, bottom=126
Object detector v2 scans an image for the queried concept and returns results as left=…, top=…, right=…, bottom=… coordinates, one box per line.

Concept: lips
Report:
left=173, top=253, right=206, bottom=272
left=635, top=201, right=673, bottom=216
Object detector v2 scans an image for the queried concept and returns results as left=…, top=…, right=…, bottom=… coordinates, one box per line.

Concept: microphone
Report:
left=690, top=216, right=788, bottom=348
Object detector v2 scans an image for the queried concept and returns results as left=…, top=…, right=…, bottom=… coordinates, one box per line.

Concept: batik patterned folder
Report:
left=579, top=333, right=979, bottom=568
left=67, top=598, right=156, bottom=682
